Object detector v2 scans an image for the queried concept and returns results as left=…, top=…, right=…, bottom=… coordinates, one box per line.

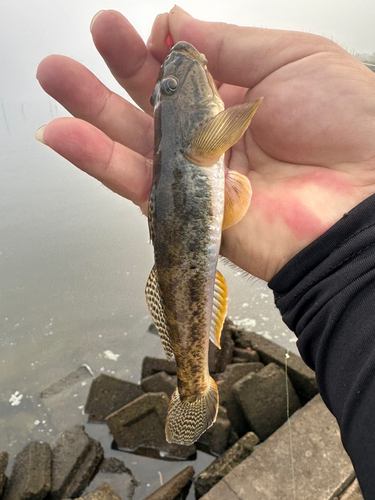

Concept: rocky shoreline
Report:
left=0, top=320, right=362, bottom=499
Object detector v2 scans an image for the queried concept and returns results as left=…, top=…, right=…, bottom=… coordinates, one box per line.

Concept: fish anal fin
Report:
left=187, top=98, right=263, bottom=167
left=145, top=265, right=174, bottom=360
left=222, top=170, right=252, bottom=230
left=165, top=377, right=219, bottom=444
left=210, top=270, right=228, bottom=349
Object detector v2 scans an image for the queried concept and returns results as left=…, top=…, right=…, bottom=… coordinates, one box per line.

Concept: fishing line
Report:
left=285, top=350, right=297, bottom=500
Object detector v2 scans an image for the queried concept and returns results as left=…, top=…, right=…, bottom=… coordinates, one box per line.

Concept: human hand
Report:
left=36, top=7, right=375, bottom=281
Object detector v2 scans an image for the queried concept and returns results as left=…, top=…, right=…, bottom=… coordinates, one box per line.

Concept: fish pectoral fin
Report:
left=187, top=98, right=263, bottom=166
left=223, top=169, right=252, bottom=230
left=210, top=270, right=228, bottom=349
left=165, top=377, right=219, bottom=445
left=145, top=265, right=174, bottom=360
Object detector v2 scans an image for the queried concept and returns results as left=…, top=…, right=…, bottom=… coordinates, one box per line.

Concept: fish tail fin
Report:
left=165, top=377, right=219, bottom=445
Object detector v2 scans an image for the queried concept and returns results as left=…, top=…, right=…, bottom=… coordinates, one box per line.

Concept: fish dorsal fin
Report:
left=210, top=270, right=228, bottom=349
left=223, top=169, right=252, bottom=230
left=187, top=98, right=263, bottom=166
left=145, top=265, right=174, bottom=360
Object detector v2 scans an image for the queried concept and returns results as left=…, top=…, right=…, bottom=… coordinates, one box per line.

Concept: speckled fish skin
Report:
left=148, top=42, right=224, bottom=444
left=146, top=42, right=261, bottom=445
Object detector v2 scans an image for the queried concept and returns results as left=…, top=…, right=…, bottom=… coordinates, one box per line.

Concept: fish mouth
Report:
left=170, top=41, right=208, bottom=66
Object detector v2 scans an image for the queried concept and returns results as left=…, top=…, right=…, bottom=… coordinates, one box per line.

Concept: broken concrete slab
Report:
left=141, top=371, right=177, bottom=399
left=195, top=432, right=259, bottom=499
left=40, top=366, right=94, bottom=432
left=231, top=347, right=260, bottom=363
left=141, top=357, right=177, bottom=379
left=105, top=392, right=196, bottom=460
left=200, top=395, right=355, bottom=500
left=3, top=442, right=51, bottom=500
left=143, top=466, right=194, bottom=500
left=233, top=362, right=301, bottom=441
left=73, top=482, right=123, bottom=499
left=0, top=451, right=9, bottom=497
left=197, top=406, right=231, bottom=456
left=339, top=479, right=364, bottom=500
left=208, top=324, right=234, bottom=374
left=84, top=457, right=138, bottom=500
left=40, top=365, right=93, bottom=398
left=215, top=362, right=264, bottom=436
left=50, top=425, right=103, bottom=500
left=85, top=374, right=143, bottom=422
left=228, top=322, right=317, bottom=400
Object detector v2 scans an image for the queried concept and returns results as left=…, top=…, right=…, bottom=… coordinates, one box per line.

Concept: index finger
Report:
left=91, top=10, right=161, bottom=115
left=150, top=6, right=345, bottom=89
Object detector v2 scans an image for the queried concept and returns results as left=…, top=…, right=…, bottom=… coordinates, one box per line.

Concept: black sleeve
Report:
left=268, top=193, right=375, bottom=499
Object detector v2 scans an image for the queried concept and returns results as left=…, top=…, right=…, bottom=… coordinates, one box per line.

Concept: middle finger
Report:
left=37, top=54, right=155, bottom=159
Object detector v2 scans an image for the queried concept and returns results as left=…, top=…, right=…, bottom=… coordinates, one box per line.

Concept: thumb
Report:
left=148, top=5, right=343, bottom=88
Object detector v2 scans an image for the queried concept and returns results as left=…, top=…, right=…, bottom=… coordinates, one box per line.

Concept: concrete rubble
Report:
left=194, top=432, right=259, bottom=499
left=141, top=371, right=177, bottom=399
left=0, top=320, right=362, bottom=500
left=233, top=362, right=301, bottom=441
left=0, top=453, right=8, bottom=497
left=199, top=395, right=355, bottom=500
left=3, top=442, right=51, bottom=500
left=338, top=479, right=364, bottom=500
left=85, top=374, right=143, bottom=422
left=143, top=466, right=194, bottom=500
left=105, top=392, right=196, bottom=460
left=50, top=426, right=103, bottom=499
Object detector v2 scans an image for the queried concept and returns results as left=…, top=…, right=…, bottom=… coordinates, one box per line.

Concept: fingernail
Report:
left=35, top=125, right=46, bottom=144
left=90, top=10, right=105, bottom=33
left=170, top=5, right=192, bottom=16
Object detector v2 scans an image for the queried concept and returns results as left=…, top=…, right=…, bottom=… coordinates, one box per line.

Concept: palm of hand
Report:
left=219, top=52, right=375, bottom=278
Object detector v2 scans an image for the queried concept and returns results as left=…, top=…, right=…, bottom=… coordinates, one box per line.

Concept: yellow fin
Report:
left=145, top=265, right=174, bottom=360
left=222, top=170, right=252, bottom=230
left=187, top=98, right=263, bottom=166
left=209, top=270, right=228, bottom=349
left=165, top=377, right=218, bottom=445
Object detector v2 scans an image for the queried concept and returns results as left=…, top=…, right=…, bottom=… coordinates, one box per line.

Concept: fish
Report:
left=146, top=41, right=262, bottom=445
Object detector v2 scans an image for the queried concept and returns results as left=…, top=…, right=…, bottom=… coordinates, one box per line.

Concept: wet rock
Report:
left=339, top=479, right=364, bottom=500
left=84, top=457, right=138, bottom=500
left=85, top=374, right=143, bottom=422
left=99, top=458, right=131, bottom=474
left=231, top=347, right=259, bottom=363
left=228, top=322, right=318, bottom=400
left=197, top=406, right=231, bottom=456
left=73, top=482, right=122, bottom=499
left=194, top=432, right=259, bottom=499
left=50, top=425, right=103, bottom=500
left=40, top=365, right=94, bottom=431
left=40, top=365, right=93, bottom=398
left=0, top=452, right=9, bottom=497
left=201, top=395, right=354, bottom=500
left=208, top=324, right=234, bottom=374
left=143, top=466, right=194, bottom=500
left=141, top=371, right=177, bottom=399
left=141, top=357, right=177, bottom=379
left=214, top=362, right=264, bottom=436
left=3, top=442, right=51, bottom=500
left=233, top=362, right=301, bottom=441
left=106, top=393, right=196, bottom=461
left=148, top=323, right=158, bottom=335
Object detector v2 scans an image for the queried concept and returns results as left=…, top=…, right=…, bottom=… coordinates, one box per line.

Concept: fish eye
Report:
left=161, top=77, right=178, bottom=95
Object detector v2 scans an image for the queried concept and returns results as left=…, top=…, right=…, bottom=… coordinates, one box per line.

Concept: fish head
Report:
left=151, top=42, right=224, bottom=149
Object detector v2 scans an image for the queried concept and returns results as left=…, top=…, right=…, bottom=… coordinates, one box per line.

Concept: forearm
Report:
left=269, top=193, right=375, bottom=498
